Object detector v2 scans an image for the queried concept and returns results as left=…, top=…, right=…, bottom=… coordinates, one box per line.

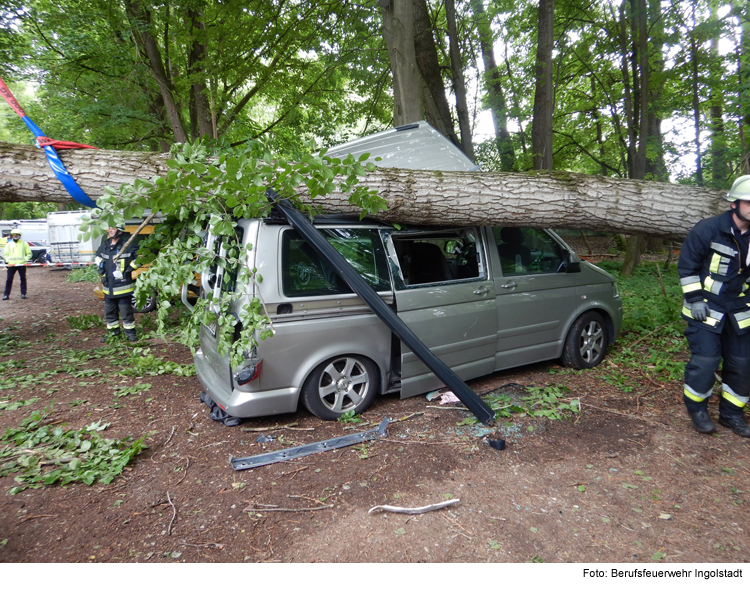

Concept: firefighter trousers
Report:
left=104, top=295, right=136, bottom=336
left=684, top=322, right=750, bottom=407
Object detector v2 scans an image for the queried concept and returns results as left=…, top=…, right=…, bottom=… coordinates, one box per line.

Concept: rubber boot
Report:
left=683, top=395, right=717, bottom=434
left=101, top=329, right=121, bottom=343
left=125, top=329, right=137, bottom=343
left=718, top=397, right=750, bottom=438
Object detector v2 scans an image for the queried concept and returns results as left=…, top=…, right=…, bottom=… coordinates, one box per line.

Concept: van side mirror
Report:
left=561, top=250, right=581, bottom=273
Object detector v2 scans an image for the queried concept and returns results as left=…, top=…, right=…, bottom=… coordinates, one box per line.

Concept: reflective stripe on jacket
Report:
left=3, top=239, right=32, bottom=266
left=95, top=234, right=139, bottom=299
left=678, top=210, right=750, bottom=334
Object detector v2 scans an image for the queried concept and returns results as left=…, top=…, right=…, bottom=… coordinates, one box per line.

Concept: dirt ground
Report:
left=0, top=263, right=749, bottom=568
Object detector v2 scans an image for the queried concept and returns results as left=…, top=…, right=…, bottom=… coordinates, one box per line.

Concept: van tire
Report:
left=301, top=355, right=379, bottom=420
left=132, top=292, right=156, bottom=314
left=562, top=311, right=608, bottom=369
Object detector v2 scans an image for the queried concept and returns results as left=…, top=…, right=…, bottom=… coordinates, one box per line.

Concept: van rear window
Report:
left=281, top=229, right=390, bottom=297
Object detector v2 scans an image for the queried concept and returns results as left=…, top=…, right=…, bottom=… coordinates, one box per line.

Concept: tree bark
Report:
left=0, top=141, right=726, bottom=240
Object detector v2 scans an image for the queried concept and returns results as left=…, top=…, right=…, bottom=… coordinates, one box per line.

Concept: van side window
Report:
left=391, top=230, right=481, bottom=286
left=493, top=227, right=563, bottom=276
left=281, top=229, right=390, bottom=297
left=207, top=227, right=245, bottom=294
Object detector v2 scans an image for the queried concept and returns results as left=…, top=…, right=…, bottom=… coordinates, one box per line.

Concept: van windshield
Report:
left=281, top=228, right=390, bottom=297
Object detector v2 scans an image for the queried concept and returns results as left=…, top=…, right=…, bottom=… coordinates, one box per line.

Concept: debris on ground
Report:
left=368, top=498, right=460, bottom=515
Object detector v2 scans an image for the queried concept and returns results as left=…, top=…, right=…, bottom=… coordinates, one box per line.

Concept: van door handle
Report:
left=500, top=280, right=517, bottom=290
left=473, top=286, right=489, bottom=296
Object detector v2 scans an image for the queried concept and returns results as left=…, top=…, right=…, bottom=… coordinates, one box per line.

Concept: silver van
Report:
left=193, top=123, right=623, bottom=421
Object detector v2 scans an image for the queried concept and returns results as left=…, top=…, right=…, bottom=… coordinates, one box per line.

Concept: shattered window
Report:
left=281, top=228, right=390, bottom=297
left=391, top=229, right=482, bottom=286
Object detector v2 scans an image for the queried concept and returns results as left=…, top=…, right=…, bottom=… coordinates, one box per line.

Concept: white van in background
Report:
left=0, top=219, right=50, bottom=263
left=46, top=210, right=102, bottom=267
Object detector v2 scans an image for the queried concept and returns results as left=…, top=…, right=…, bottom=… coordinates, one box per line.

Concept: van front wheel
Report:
left=301, top=355, right=379, bottom=420
left=562, top=311, right=608, bottom=369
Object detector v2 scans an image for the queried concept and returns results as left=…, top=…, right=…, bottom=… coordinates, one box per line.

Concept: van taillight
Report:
left=236, top=359, right=263, bottom=385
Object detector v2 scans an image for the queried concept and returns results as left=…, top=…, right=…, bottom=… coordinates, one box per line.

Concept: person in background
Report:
left=679, top=175, right=750, bottom=437
left=95, top=225, right=138, bottom=342
left=2, top=229, right=32, bottom=300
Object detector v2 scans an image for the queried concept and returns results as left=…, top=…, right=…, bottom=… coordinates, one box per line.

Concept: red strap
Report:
left=0, top=79, right=25, bottom=118
left=37, top=136, right=98, bottom=150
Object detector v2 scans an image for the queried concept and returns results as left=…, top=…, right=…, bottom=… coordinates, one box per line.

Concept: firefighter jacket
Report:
left=2, top=238, right=32, bottom=266
left=678, top=209, right=750, bottom=334
left=95, top=234, right=138, bottom=299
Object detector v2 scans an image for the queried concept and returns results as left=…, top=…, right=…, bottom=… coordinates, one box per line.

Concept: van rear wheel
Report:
left=301, top=355, right=379, bottom=420
left=132, top=292, right=156, bottom=313
left=562, top=311, right=608, bottom=369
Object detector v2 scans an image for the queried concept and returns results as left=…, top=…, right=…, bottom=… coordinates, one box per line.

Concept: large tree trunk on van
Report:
left=0, top=140, right=725, bottom=240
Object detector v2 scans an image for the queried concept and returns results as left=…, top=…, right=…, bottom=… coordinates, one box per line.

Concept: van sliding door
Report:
left=385, top=228, right=497, bottom=398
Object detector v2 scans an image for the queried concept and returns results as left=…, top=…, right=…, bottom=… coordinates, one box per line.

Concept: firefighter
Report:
left=95, top=225, right=138, bottom=342
left=679, top=174, right=750, bottom=437
left=2, top=229, right=32, bottom=300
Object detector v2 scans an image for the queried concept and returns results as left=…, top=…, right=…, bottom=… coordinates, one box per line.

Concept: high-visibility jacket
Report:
left=678, top=210, right=750, bottom=334
left=95, top=234, right=139, bottom=299
left=3, top=238, right=32, bottom=266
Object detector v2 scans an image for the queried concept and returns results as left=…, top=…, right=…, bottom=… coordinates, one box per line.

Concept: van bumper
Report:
left=194, top=348, right=299, bottom=418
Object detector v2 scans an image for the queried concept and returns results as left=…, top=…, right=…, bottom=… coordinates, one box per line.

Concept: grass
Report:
left=596, top=260, right=688, bottom=384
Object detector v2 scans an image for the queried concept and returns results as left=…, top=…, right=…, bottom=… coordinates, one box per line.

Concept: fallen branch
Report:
left=368, top=498, right=460, bottom=515
left=176, top=457, right=190, bottom=485
left=167, top=491, right=177, bottom=535
left=164, top=426, right=176, bottom=447
left=241, top=422, right=314, bottom=432
left=244, top=504, right=334, bottom=513
left=16, top=514, right=56, bottom=525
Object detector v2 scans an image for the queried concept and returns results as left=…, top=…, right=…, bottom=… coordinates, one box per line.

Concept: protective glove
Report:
left=685, top=300, right=709, bottom=322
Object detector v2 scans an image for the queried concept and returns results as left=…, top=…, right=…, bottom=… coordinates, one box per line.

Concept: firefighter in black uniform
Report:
left=95, top=225, right=138, bottom=342
left=679, top=175, right=750, bottom=437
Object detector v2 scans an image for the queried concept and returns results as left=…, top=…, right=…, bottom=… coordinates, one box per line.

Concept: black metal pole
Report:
left=269, top=191, right=495, bottom=426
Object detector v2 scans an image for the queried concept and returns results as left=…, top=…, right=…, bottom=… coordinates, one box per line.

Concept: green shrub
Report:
left=66, top=265, right=99, bottom=283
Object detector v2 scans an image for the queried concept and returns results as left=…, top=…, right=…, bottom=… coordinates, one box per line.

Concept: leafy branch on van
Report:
left=79, top=138, right=383, bottom=365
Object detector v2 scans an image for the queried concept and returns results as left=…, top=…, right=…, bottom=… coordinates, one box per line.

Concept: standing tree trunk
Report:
left=689, top=1, right=704, bottom=186
left=186, top=8, right=213, bottom=140
left=445, top=0, right=475, bottom=160
left=621, top=0, right=651, bottom=276
left=382, top=0, right=423, bottom=126
left=531, top=0, right=555, bottom=171
left=382, top=0, right=459, bottom=146
left=412, top=0, right=460, bottom=146
left=471, top=0, right=516, bottom=171
left=735, top=1, right=750, bottom=173
left=124, top=0, right=189, bottom=144
left=708, top=0, right=728, bottom=187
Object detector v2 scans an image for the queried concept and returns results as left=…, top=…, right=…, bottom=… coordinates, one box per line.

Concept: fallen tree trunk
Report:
left=0, top=140, right=726, bottom=239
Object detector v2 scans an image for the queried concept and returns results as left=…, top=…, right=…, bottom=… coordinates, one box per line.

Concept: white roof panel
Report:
left=324, top=121, right=479, bottom=172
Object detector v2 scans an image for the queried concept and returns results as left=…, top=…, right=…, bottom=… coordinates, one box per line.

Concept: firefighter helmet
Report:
left=10, top=229, right=21, bottom=236
left=726, top=175, right=750, bottom=202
